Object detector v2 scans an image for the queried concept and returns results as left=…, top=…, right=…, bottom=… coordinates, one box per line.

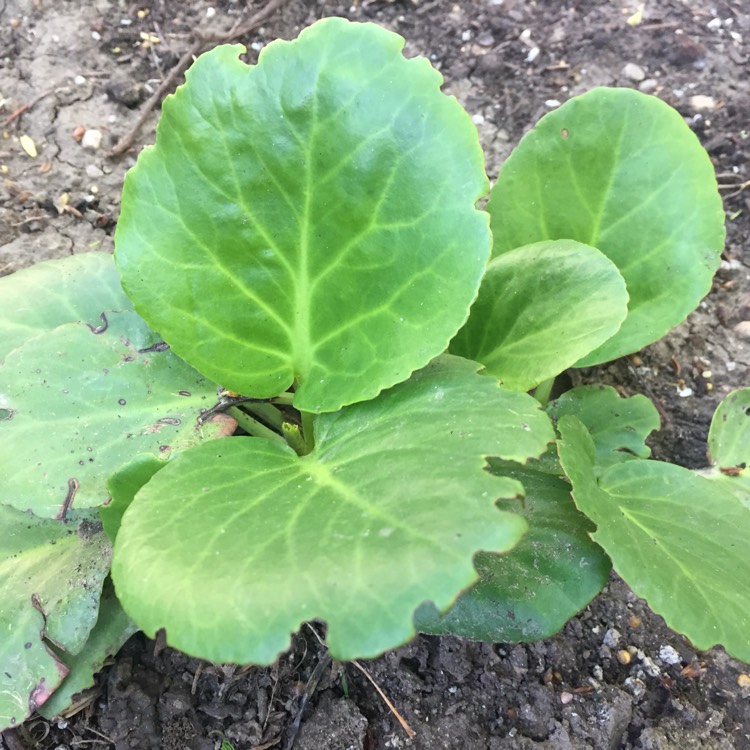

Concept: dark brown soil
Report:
left=1, top=1, right=749, bottom=749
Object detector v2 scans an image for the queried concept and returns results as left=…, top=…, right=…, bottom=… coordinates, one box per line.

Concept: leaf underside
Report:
left=489, top=87, right=725, bottom=365
left=112, top=356, right=555, bottom=664
left=115, top=18, right=491, bottom=412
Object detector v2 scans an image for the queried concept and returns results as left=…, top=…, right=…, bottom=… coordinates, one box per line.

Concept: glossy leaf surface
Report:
left=451, top=240, right=628, bottom=390
left=415, top=462, right=610, bottom=642
left=558, top=416, right=750, bottom=662
left=0, top=311, right=235, bottom=518
left=489, top=87, right=724, bottom=365
left=115, top=19, right=491, bottom=412
left=112, top=357, right=554, bottom=663
left=0, top=253, right=132, bottom=362
left=0, top=508, right=110, bottom=730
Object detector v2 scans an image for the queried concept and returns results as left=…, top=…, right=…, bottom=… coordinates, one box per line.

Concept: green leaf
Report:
left=489, top=88, right=725, bottom=365
left=0, top=253, right=132, bottom=362
left=115, top=18, right=491, bottom=412
left=0, top=311, right=236, bottom=518
left=101, top=455, right=166, bottom=543
left=112, top=356, right=554, bottom=663
left=415, top=462, right=610, bottom=642
left=0, top=508, right=111, bottom=731
left=705, top=388, right=750, bottom=509
left=557, top=416, right=750, bottom=663
left=37, top=582, right=138, bottom=720
left=548, top=385, right=660, bottom=472
left=450, top=240, right=628, bottom=391
left=708, top=388, right=750, bottom=471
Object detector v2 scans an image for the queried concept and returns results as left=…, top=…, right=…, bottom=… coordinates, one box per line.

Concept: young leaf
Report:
left=450, top=239, right=628, bottom=390
left=37, top=582, right=138, bottom=720
left=115, top=18, right=491, bottom=412
left=415, top=462, right=610, bottom=642
left=0, top=311, right=235, bottom=518
left=112, top=356, right=554, bottom=664
left=489, top=88, right=725, bottom=365
left=548, top=385, right=660, bottom=472
left=0, top=508, right=111, bottom=731
left=0, top=253, right=132, bottom=362
left=558, top=416, right=750, bottom=663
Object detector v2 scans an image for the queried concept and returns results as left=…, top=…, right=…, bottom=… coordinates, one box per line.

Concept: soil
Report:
left=1, top=0, right=749, bottom=749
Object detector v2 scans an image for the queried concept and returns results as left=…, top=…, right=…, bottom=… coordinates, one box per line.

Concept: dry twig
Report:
left=108, top=0, right=288, bottom=157
left=3, top=88, right=54, bottom=127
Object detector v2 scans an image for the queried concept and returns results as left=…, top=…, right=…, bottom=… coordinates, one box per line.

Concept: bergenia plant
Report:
left=1, top=17, right=747, bottom=730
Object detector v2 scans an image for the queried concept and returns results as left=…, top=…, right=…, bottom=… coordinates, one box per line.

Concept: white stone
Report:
left=81, top=129, right=103, bottom=150
left=688, top=94, right=717, bottom=112
left=623, top=62, right=645, bottom=82
left=659, top=645, right=682, bottom=665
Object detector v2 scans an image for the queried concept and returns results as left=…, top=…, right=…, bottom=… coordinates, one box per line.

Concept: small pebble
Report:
left=624, top=676, right=646, bottom=698
left=623, top=62, right=645, bottom=82
left=545, top=99, right=561, bottom=108
left=81, top=129, right=103, bottom=150
left=628, top=615, right=641, bottom=629
left=603, top=628, right=621, bottom=648
left=641, top=655, right=661, bottom=677
left=560, top=691, right=574, bottom=704
left=688, top=94, right=717, bottom=113
left=738, top=674, right=750, bottom=688
left=617, top=650, right=632, bottom=665
left=659, top=645, right=682, bottom=665
left=206, top=6, right=216, bottom=18
left=734, top=321, right=750, bottom=341
left=639, top=78, right=658, bottom=94
left=85, top=164, right=104, bottom=178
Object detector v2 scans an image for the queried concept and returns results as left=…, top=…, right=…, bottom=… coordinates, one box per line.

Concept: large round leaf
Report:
left=489, top=87, right=724, bottom=365
left=115, top=18, right=490, bottom=412
left=0, top=311, right=235, bottom=518
left=112, top=356, right=554, bottom=663
left=450, top=240, right=628, bottom=390
left=415, top=462, right=610, bottom=642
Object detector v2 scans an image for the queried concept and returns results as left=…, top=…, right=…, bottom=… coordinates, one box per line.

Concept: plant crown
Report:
left=0, top=17, right=746, bottom=730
